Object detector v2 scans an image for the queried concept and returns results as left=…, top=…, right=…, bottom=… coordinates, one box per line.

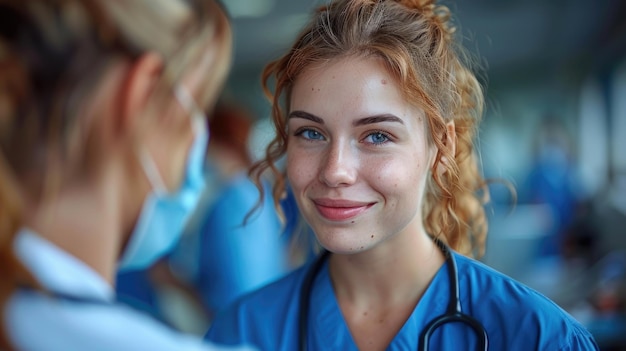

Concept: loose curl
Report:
left=0, top=0, right=231, bottom=349
left=251, top=0, right=489, bottom=257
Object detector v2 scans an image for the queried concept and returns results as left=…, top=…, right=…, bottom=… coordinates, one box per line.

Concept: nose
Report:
left=319, top=140, right=358, bottom=187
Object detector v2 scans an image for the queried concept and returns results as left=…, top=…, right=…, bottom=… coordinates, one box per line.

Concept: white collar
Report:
left=13, top=228, right=115, bottom=302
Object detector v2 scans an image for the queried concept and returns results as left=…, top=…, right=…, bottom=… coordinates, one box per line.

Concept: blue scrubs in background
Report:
left=193, top=172, right=289, bottom=312
left=205, top=252, right=598, bottom=350
left=116, top=168, right=291, bottom=329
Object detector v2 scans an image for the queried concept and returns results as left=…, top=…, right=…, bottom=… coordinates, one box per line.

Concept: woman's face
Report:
left=287, top=56, right=436, bottom=254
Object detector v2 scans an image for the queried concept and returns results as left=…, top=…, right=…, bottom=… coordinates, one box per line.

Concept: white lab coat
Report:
left=5, top=229, right=255, bottom=351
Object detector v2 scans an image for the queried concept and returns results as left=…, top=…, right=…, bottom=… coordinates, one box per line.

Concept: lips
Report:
left=313, top=198, right=375, bottom=221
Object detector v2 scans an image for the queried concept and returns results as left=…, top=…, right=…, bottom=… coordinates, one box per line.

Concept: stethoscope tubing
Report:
left=298, top=240, right=488, bottom=351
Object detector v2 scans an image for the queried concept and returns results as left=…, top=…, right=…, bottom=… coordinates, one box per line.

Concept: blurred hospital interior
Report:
left=116, top=0, right=626, bottom=349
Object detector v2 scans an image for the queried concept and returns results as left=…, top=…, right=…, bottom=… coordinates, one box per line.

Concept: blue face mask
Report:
left=118, top=85, right=208, bottom=271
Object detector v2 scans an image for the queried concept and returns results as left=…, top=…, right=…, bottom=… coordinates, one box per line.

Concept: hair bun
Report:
left=397, top=0, right=433, bottom=7
left=396, top=0, right=455, bottom=40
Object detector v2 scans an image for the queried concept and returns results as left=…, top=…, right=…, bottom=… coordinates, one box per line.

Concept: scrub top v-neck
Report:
left=206, top=251, right=598, bottom=350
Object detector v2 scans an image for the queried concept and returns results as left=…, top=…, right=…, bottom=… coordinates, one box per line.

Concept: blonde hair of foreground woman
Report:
left=0, top=0, right=231, bottom=349
left=250, top=0, right=489, bottom=257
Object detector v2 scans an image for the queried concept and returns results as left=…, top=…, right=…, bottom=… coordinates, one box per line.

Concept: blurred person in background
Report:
left=0, top=0, right=254, bottom=350
left=184, top=101, right=290, bottom=315
left=521, top=115, right=584, bottom=258
left=205, top=0, right=599, bottom=350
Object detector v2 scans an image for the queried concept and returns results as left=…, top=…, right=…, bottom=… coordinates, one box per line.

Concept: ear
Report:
left=115, top=53, right=164, bottom=135
left=433, top=121, right=457, bottom=176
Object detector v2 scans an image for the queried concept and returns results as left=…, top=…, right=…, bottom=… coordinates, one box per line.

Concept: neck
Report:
left=329, top=229, right=445, bottom=307
left=24, top=165, right=144, bottom=285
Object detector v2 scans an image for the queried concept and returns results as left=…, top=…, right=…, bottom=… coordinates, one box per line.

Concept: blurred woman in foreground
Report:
left=0, top=0, right=252, bottom=350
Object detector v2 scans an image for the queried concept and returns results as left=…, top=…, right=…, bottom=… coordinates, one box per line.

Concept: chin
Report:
left=314, top=230, right=373, bottom=255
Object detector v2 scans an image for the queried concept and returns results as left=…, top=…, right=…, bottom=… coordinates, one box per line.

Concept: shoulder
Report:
left=454, top=253, right=566, bottom=313
left=209, top=175, right=275, bottom=218
left=206, top=262, right=310, bottom=347
left=6, top=292, right=254, bottom=351
left=453, top=254, right=599, bottom=350
left=212, top=174, right=259, bottom=206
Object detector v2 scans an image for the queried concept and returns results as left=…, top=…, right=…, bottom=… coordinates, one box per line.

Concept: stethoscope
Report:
left=297, top=239, right=489, bottom=351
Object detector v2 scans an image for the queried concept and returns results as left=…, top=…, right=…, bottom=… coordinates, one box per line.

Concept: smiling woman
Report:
left=286, top=57, right=434, bottom=257
left=205, top=0, right=599, bottom=350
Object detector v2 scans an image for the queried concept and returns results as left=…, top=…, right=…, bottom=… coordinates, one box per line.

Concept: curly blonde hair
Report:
left=251, top=0, right=489, bottom=258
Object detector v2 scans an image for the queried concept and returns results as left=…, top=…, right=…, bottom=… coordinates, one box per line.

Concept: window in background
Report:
left=611, top=61, right=626, bottom=174
left=578, top=78, right=609, bottom=198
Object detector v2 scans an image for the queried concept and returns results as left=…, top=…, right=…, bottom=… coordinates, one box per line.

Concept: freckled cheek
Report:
left=369, top=158, right=424, bottom=197
left=286, top=151, right=318, bottom=189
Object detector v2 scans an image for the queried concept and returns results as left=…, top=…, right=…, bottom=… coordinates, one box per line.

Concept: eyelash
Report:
left=293, top=128, right=393, bottom=146
left=363, top=130, right=392, bottom=145
left=294, top=128, right=325, bottom=141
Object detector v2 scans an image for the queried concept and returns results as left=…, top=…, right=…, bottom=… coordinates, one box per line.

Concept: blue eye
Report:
left=365, top=131, right=390, bottom=144
left=296, top=128, right=325, bottom=141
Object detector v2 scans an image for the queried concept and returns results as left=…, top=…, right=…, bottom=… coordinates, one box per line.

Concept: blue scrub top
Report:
left=205, top=252, right=598, bottom=350
left=194, top=172, right=289, bottom=312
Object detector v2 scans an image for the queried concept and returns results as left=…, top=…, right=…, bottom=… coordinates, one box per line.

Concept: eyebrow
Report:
left=288, top=110, right=404, bottom=126
left=353, top=114, right=404, bottom=126
left=288, top=110, right=324, bottom=124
